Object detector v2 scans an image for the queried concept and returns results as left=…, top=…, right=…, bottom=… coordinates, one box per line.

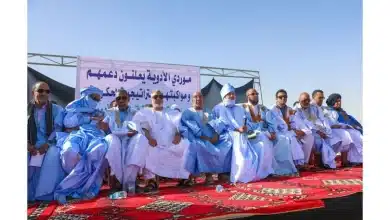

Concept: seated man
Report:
left=269, top=89, right=312, bottom=170
left=212, top=84, right=274, bottom=183
left=55, top=86, right=109, bottom=203
left=312, top=90, right=353, bottom=166
left=132, top=90, right=191, bottom=191
left=243, top=88, right=297, bottom=176
left=325, top=93, right=363, bottom=166
left=101, top=89, right=149, bottom=192
left=295, top=92, right=340, bottom=169
left=180, top=92, right=232, bottom=185
left=28, top=82, right=65, bottom=202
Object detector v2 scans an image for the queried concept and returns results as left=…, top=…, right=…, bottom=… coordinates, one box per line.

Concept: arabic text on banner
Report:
left=76, top=57, right=201, bottom=111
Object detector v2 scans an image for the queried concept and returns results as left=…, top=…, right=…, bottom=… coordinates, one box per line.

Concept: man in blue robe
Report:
left=242, top=88, right=298, bottom=176
left=269, top=89, right=314, bottom=170
left=28, top=82, right=65, bottom=202
left=212, top=84, right=274, bottom=183
left=180, top=92, right=232, bottom=185
left=55, top=86, right=109, bottom=204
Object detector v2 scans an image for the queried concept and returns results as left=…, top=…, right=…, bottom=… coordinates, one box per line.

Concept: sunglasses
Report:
left=152, top=95, right=164, bottom=99
left=248, top=92, right=258, bottom=96
left=115, top=96, right=128, bottom=101
left=277, top=95, right=287, bottom=99
left=90, top=94, right=101, bottom=102
left=36, top=89, right=50, bottom=94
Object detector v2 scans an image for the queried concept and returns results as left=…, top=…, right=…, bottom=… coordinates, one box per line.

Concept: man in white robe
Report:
left=294, top=92, right=340, bottom=169
left=132, top=90, right=191, bottom=191
left=242, top=88, right=298, bottom=175
left=311, top=90, right=353, bottom=166
left=324, top=93, right=363, bottom=166
left=269, top=89, right=313, bottom=170
left=99, top=89, right=149, bottom=192
left=212, top=84, right=274, bottom=183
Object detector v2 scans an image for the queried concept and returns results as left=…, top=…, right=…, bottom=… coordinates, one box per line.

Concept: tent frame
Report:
left=28, top=52, right=264, bottom=104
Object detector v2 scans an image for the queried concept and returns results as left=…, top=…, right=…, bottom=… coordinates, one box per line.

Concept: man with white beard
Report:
left=99, top=89, right=149, bottom=193
left=212, top=84, right=274, bottom=183
left=294, top=92, right=340, bottom=169
left=269, top=89, right=314, bottom=170
left=132, top=90, right=191, bottom=191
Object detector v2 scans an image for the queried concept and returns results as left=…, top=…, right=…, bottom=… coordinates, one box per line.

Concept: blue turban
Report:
left=220, top=83, right=235, bottom=99
left=80, top=85, right=104, bottom=97
left=66, top=86, right=104, bottom=113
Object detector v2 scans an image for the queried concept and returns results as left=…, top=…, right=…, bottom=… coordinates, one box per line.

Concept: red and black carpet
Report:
left=28, top=167, right=362, bottom=220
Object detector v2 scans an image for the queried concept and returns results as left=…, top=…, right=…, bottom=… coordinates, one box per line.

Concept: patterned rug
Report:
left=28, top=167, right=362, bottom=220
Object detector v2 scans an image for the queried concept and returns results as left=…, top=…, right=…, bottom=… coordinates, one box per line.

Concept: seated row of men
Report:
left=27, top=81, right=363, bottom=203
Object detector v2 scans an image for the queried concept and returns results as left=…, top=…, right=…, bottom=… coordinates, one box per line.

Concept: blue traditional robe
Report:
left=242, top=103, right=297, bottom=175
left=269, top=104, right=311, bottom=165
left=212, top=103, right=274, bottom=183
left=180, top=107, right=232, bottom=175
left=103, top=106, right=149, bottom=189
left=55, top=86, right=109, bottom=204
left=28, top=103, right=65, bottom=202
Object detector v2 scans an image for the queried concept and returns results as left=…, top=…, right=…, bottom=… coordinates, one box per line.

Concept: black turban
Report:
left=326, top=93, right=342, bottom=107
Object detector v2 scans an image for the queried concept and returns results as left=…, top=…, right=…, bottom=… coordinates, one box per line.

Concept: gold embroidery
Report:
left=137, top=200, right=192, bottom=213
left=229, top=192, right=266, bottom=201
left=322, top=179, right=362, bottom=186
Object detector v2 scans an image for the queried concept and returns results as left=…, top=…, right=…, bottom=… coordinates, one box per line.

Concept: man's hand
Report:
left=28, top=144, right=37, bottom=156
left=294, top=130, right=306, bottom=138
left=331, top=124, right=342, bottom=129
left=269, top=132, right=277, bottom=141
left=172, top=133, right=181, bottom=145
left=97, top=121, right=109, bottom=131
left=148, top=138, right=158, bottom=147
left=127, top=130, right=138, bottom=137
left=236, top=126, right=248, bottom=133
left=38, top=143, right=49, bottom=155
left=317, top=131, right=327, bottom=139
left=210, top=133, right=219, bottom=144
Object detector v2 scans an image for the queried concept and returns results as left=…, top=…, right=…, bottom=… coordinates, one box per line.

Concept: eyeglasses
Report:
left=301, top=99, right=310, bottom=102
left=36, top=89, right=50, bottom=94
left=277, top=95, right=287, bottom=99
left=152, top=95, right=164, bottom=99
left=115, top=96, right=128, bottom=101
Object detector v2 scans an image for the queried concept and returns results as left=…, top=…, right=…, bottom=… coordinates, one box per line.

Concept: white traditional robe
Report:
left=323, top=107, right=363, bottom=163
left=312, top=102, right=352, bottom=153
left=269, top=105, right=313, bottom=165
left=212, top=103, right=274, bottom=183
left=103, top=107, right=149, bottom=188
left=132, top=108, right=190, bottom=179
left=294, top=104, right=340, bottom=168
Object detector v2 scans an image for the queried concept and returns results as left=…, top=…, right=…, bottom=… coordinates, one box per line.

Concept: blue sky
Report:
left=28, top=0, right=362, bottom=119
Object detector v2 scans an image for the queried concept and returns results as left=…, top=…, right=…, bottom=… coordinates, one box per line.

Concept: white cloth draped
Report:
left=132, top=108, right=190, bottom=179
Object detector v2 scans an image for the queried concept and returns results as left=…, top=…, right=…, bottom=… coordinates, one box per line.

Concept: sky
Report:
left=28, top=0, right=362, bottom=120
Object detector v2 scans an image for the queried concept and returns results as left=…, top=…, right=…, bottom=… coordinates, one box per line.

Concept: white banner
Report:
left=76, top=57, right=200, bottom=111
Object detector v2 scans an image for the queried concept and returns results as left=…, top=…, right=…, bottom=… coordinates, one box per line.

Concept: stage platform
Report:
left=28, top=166, right=362, bottom=220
